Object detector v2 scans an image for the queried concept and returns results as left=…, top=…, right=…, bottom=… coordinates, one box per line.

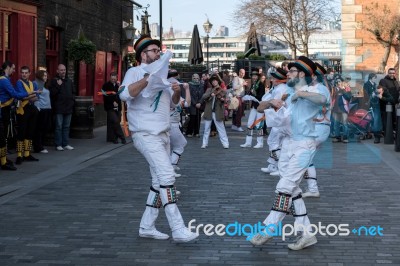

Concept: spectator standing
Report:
left=231, top=68, right=247, bottom=131
left=102, top=72, right=126, bottom=144
left=49, top=64, right=75, bottom=151
left=378, top=68, right=399, bottom=132
left=33, top=69, right=52, bottom=153
left=331, top=77, right=352, bottom=143
left=185, top=73, right=203, bottom=137
left=14, top=66, right=40, bottom=164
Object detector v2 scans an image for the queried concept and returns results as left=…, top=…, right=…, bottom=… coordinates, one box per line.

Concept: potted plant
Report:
left=67, top=32, right=97, bottom=64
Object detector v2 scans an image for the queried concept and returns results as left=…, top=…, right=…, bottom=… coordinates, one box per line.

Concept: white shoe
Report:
left=139, top=228, right=170, bottom=240
left=287, top=235, right=317, bottom=250
left=231, top=125, right=238, bottom=130
left=253, top=143, right=263, bottom=149
left=249, top=230, right=273, bottom=246
left=40, top=149, right=49, bottom=154
left=56, top=146, right=64, bottom=151
left=63, top=145, right=74, bottom=150
left=173, top=165, right=180, bottom=171
left=236, top=127, right=244, bottom=132
left=172, top=227, right=199, bottom=243
left=201, top=145, right=207, bottom=149
left=261, top=164, right=277, bottom=173
left=302, top=191, right=320, bottom=198
left=240, top=143, right=251, bottom=148
left=270, top=171, right=279, bottom=176
left=223, top=145, right=229, bottom=149
left=174, top=173, right=182, bottom=178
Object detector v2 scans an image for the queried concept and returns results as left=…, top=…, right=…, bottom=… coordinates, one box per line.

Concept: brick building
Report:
left=0, top=0, right=135, bottom=126
left=342, top=0, right=400, bottom=82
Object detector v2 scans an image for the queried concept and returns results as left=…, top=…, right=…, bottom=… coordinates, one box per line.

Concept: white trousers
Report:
left=306, top=123, right=331, bottom=192
left=169, top=123, right=187, bottom=166
left=264, top=137, right=317, bottom=232
left=133, top=132, right=175, bottom=189
left=267, top=127, right=284, bottom=165
left=202, top=112, right=229, bottom=147
left=246, top=108, right=264, bottom=129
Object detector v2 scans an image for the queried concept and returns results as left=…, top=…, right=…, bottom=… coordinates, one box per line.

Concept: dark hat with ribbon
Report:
left=270, top=67, right=287, bottom=80
left=134, top=35, right=161, bottom=63
left=314, top=62, right=327, bottom=76
left=209, top=74, right=222, bottom=85
left=288, top=56, right=317, bottom=76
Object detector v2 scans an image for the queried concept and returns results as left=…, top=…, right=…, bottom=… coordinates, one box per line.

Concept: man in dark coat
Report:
left=378, top=68, right=399, bottom=132
left=102, top=72, right=126, bottom=144
left=49, top=64, right=75, bottom=151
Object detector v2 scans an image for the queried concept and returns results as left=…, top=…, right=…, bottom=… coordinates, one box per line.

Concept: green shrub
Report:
left=68, top=32, right=97, bottom=64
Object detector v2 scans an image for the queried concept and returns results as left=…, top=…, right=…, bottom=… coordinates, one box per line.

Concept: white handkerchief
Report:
left=242, top=95, right=259, bottom=103
left=142, top=50, right=174, bottom=98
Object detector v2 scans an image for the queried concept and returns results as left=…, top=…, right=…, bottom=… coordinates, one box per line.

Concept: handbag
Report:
left=228, top=96, right=239, bottom=110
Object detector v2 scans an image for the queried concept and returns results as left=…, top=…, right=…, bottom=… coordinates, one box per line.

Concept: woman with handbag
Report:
left=200, top=74, right=229, bottom=149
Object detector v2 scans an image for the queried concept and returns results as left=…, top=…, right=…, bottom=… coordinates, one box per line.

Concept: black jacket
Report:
left=102, top=81, right=121, bottom=111
left=49, top=75, right=75, bottom=114
left=378, top=76, right=400, bottom=104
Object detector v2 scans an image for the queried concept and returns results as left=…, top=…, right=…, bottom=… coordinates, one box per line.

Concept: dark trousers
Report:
left=186, top=111, right=201, bottom=136
left=106, top=110, right=124, bottom=142
left=33, top=109, right=52, bottom=151
left=232, top=97, right=244, bottom=127
left=16, top=104, right=38, bottom=141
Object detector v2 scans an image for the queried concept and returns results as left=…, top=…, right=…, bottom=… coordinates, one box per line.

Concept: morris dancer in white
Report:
left=169, top=76, right=191, bottom=177
left=250, top=56, right=326, bottom=250
left=302, top=62, right=331, bottom=198
left=240, top=71, right=265, bottom=148
left=259, top=68, right=288, bottom=175
left=120, top=35, right=198, bottom=243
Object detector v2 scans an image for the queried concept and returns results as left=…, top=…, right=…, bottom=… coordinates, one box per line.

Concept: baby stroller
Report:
left=347, top=108, right=373, bottom=140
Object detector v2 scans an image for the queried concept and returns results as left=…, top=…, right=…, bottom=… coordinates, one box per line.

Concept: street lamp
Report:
left=122, top=19, right=136, bottom=44
left=203, top=18, right=213, bottom=70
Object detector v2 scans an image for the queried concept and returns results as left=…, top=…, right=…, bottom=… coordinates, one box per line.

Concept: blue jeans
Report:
left=55, top=114, right=72, bottom=147
left=332, top=112, right=349, bottom=139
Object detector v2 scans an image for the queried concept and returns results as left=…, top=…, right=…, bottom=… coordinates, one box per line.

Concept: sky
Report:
left=132, top=0, right=244, bottom=37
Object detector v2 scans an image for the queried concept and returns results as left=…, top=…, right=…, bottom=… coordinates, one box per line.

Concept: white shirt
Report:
left=170, top=96, right=189, bottom=123
left=120, top=64, right=176, bottom=135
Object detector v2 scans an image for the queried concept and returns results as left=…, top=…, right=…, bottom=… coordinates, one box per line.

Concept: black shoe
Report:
left=1, top=163, right=17, bottom=170
left=24, top=155, right=39, bottom=161
left=113, top=140, right=119, bottom=144
left=374, top=137, right=380, bottom=144
left=121, top=138, right=127, bottom=144
left=16, top=156, right=23, bottom=165
left=6, top=158, right=14, bottom=166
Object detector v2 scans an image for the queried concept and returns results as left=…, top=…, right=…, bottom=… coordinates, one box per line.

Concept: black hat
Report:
left=209, top=74, right=222, bottom=85
left=270, top=67, right=287, bottom=80
left=314, top=62, right=326, bottom=76
left=134, top=35, right=161, bottom=63
left=287, top=56, right=317, bottom=76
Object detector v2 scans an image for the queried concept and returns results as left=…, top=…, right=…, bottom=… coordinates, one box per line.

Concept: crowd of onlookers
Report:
left=0, top=61, right=75, bottom=171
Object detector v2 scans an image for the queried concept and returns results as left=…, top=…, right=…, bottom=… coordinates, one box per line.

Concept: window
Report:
left=226, top=43, right=237, bottom=48
left=46, top=27, right=59, bottom=52
left=209, top=43, right=224, bottom=48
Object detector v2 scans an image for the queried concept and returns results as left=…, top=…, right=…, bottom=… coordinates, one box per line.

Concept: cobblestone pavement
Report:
left=0, top=126, right=400, bottom=265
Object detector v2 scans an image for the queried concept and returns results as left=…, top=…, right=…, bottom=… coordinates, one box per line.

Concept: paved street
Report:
left=1, top=123, right=400, bottom=265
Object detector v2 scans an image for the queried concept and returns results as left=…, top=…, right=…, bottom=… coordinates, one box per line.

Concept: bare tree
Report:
left=233, top=0, right=333, bottom=59
left=364, top=2, right=400, bottom=73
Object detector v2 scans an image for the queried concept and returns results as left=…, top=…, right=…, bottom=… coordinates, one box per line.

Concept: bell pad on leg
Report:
left=290, top=194, right=307, bottom=217
left=272, top=192, right=291, bottom=214
left=145, top=186, right=162, bottom=208
left=160, top=185, right=178, bottom=207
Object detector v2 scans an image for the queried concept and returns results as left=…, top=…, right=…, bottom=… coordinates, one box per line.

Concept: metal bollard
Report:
left=384, top=103, right=394, bottom=144
left=395, top=106, right=400, bottom=152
